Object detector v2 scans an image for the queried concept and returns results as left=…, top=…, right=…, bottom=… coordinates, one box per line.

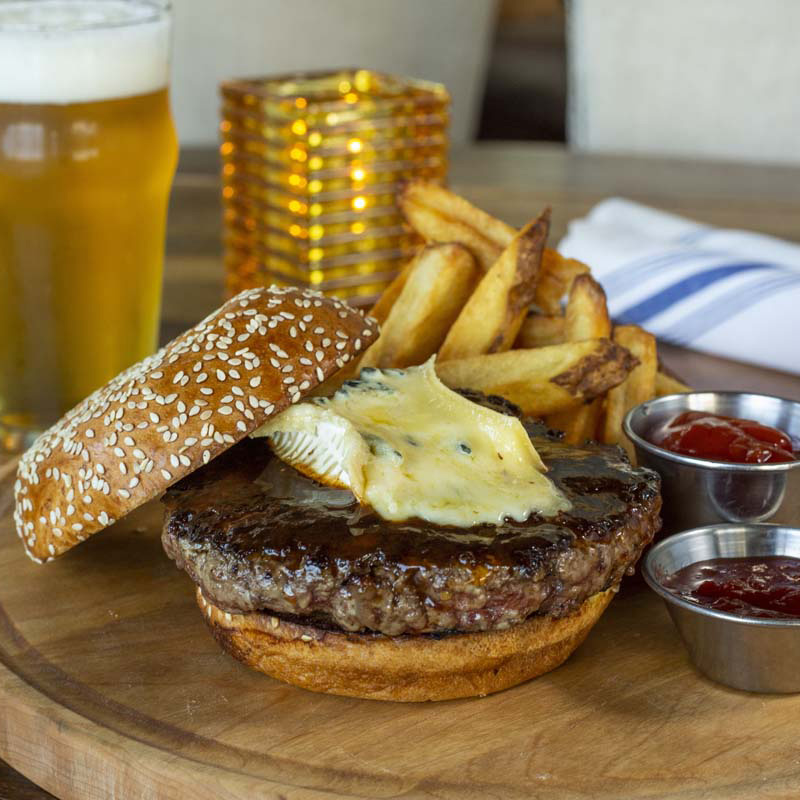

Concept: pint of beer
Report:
left=0, top=0, right=177, bottom=452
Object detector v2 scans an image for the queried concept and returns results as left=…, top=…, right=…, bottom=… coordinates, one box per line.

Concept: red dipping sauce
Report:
left=662, top=556, right=800, bottom=620
left=651, top=411, right=797, bottom=464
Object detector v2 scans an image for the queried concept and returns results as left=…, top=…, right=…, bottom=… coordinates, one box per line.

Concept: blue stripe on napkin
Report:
left=615, top=262, right=788, bottom=325
left=659, top=272, right=800, bottom=345
left=602, top=248, right=727, bottom=296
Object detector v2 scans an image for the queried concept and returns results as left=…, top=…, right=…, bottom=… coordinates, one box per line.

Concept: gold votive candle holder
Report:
left=219, top=69, right=449, bottom=304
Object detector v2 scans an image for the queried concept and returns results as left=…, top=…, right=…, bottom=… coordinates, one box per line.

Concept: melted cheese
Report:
left=251, top=359, right=570, bottom=527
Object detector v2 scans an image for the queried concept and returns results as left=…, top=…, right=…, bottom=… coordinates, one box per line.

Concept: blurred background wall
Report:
left=171, top=0, right=498, bottom=146
left=568, top=0, right=800, bottom=164
left=169, top=0, right=800, bottom=165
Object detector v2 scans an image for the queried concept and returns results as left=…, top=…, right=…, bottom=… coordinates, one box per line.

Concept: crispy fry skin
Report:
left=534, top=252, right=591, bottom=315
left=564, top=274, right=611, bottom=341
left=655, top=370, right=692, bottom=396
left=359, top=244, right=480, bottom=369
left=602, top=325, right=657, bottom=459
left=369, top=259, right=414, bottom=326
left=438, top=210, right=550, bottom=361
left=402, top=181, right=516, bottom=250
left=547, top=403, right=603, bottom=445
left=546, top=274, right=612, bottom=443
left=436, top=339, right=636, bottom=417
left=515, top=314, right=565, bottom=348
left=401, top=196, right=504, bottom=273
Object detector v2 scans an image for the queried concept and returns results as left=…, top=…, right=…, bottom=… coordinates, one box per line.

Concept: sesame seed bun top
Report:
left=14, top=286, right=379, bottom=564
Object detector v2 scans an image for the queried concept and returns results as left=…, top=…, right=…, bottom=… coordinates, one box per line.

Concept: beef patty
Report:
left=162, top=393, right=662, bottom=636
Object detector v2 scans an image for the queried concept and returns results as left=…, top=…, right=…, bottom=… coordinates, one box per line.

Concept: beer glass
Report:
left=0, top=0, right=177, bottom=452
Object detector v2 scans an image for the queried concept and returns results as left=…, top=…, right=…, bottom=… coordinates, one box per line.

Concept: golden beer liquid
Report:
left=0, top=88, right=177, bottom=444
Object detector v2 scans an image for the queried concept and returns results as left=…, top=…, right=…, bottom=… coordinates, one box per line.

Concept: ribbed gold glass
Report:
left=220, top=69, right=449, bottom=303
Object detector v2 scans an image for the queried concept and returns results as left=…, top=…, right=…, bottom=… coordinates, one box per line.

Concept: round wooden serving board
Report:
left=1, top=459, right=800, bottom=800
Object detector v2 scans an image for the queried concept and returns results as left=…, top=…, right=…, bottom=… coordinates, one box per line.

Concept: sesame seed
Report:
left=161, top=469, right=172, bottom=481
left=218, top=406, right=233, bottom=415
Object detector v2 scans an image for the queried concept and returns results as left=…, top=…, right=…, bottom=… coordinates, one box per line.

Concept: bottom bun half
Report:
left=196, top=587, right=616, bottom=702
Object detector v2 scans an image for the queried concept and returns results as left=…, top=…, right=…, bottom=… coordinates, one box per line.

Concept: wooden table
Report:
left=2, top=143, right=799, bottom=798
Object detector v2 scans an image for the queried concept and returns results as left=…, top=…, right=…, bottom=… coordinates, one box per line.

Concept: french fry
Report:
left=515, top=313, right=565, bottom=348
left=655, top=370, right=692, bottom=396
left=401, top=180, right=578, bottom=322
left=601, top=325, right=657, bottom=458
left=547, top=403, right=602, bottom=444
left=564, top=274, right=611, bottom=341
left=401, top=197, right=504, bottom=272
left=402, top=181, right=516, bottom=250
left=359, top=244, right=480, bottom=369
left=546, top=274, right=611, bottom=442
left=534, top=252, right=591, bottom=315
left=438, top=210, right=550, bottom=361
left=436, top=339, right=638, bottom=417
left=368, top=259, right=414, bottom=326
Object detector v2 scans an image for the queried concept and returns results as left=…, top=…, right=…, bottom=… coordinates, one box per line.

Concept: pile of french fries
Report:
left=333, top=181, right=691, bottom=461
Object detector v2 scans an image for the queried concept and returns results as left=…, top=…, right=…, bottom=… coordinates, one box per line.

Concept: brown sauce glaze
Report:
left=161, top=396, right=662, bottom=635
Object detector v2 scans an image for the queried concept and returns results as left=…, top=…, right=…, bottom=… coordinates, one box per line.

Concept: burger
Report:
left=14, top=286, right=661, bottom=702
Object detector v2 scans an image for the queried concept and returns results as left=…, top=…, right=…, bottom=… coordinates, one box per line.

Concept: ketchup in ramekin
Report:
left=651, top=411, right=798, bottom=464
left=662, top=556, right=800, bottom=620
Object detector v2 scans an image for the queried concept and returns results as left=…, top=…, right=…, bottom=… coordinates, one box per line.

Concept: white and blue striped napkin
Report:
left=558, top=198, right=800, bottom=375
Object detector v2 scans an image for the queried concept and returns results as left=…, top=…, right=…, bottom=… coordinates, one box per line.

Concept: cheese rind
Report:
left=252, top=359, right=570, bottom=527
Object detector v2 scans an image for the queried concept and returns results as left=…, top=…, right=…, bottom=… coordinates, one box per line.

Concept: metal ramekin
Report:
left=623, top=392, right=800, bottom=534
left=644, top=523, right=800, bottom=693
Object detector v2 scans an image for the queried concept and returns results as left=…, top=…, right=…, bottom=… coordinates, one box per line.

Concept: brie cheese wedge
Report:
left=252, top=358, right=570, bottom=527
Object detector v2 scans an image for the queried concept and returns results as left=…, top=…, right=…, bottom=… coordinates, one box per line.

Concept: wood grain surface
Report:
left=3, top=476, right=800, bottom=799
left=2, top=144, right=799, bottom=799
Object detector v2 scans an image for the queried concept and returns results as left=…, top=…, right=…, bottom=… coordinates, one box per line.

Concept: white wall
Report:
left=568, top=0, right=800, bottom=164
left=170, top=0, right=497, bottom=147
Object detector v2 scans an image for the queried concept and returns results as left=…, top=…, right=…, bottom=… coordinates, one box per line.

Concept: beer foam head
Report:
left=0, top=1, right=170, bottom=103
